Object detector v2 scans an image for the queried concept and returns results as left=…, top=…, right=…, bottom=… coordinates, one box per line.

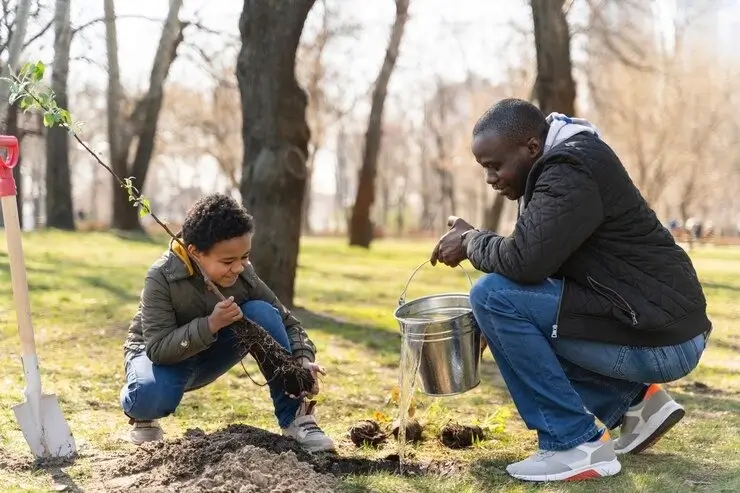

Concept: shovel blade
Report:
left=13, top=393, right=77, bottom=458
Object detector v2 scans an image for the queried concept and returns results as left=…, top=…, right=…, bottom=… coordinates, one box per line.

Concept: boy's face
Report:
left=189, top=233, right=253, bottom=288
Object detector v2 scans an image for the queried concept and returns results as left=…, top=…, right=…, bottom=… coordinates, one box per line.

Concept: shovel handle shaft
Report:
left=1, top=195, right=38, bottom=359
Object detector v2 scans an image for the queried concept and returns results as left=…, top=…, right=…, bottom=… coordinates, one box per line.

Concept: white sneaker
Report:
left=282, top=400, right=335, bottom=453
left=129, top=419, right=163, bottom=445
left=507, top=429, right=621, bottom=482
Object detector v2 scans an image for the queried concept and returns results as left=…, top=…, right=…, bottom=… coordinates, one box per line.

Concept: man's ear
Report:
left=527, top=136, right=541, bottom=157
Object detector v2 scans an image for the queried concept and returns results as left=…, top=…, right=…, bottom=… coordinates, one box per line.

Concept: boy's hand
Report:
left=207, top=296, right=243, bottom=334
left=286, top=358, right=326, bottom=399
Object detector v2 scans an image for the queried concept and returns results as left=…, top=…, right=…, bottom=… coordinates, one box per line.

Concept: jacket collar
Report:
left=160, top=235, right=256, bottom=287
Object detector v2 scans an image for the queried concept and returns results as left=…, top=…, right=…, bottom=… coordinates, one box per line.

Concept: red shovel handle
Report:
left=0, top=135, right=19, bottom=197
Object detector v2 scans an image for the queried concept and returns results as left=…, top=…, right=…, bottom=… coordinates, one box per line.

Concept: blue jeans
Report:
left=470, top=273, right=706, bottom=451
left=120, top=300, right=300, bottom=428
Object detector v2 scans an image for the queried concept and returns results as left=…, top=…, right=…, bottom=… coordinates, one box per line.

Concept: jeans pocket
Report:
left=614, top=346, right=662, bottom=382
left=653, top=345, right=695, bottom=383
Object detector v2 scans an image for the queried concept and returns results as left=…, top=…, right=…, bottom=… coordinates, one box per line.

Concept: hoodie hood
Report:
left=543, top=112, right=600, bottom=153
left=170, top=236, right=195, bottom=276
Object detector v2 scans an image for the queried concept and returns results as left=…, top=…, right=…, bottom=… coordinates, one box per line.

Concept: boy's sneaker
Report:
left=283, top=401, right=334, bottom=452
left=129, top=418, right=163, bottom=445
left=614, top=384, right=684, bottom=454
left=507, top=429, right=621, bottom=482
left=282, top=400, right=335, bottom=453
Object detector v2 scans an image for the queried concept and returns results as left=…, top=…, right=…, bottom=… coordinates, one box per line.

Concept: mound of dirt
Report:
left=390, top=418, right=424, bottom=443
left=349, top=420, right=387, bottom=447
left=439, top=423, right=484, bottom=449
left=179, top=445, right=336, bottom=493
left=103, top=424, right=462, bottom=491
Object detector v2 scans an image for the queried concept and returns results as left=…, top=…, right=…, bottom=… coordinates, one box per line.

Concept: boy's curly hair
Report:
left=181, top=193, right=254, bottom=252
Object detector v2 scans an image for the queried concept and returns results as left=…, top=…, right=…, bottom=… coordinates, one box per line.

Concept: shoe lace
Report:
left=534, top=450, right=555, bottom=461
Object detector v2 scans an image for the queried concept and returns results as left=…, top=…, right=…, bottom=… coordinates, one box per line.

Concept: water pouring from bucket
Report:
left=392, top=260, right=481, bottom=471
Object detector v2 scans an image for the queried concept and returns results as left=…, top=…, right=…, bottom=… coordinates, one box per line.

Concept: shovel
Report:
left=0, top=135, right=76, bottom=458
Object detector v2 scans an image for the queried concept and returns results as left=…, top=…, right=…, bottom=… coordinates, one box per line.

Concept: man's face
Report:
left=472, top=130, right=542, bottom=200
left=188, top=234, right=252, bottom=287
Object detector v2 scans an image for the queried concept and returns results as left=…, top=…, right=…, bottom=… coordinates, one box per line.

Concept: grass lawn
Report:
left=0, top=231, right=739, bottom=492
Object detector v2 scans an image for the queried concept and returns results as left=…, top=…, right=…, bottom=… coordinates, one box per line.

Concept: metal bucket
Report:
left=394, top=261, right=481, bottom=396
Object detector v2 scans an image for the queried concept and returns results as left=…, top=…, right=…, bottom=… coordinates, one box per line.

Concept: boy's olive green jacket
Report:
left=124, top=240, right=316, bottom=365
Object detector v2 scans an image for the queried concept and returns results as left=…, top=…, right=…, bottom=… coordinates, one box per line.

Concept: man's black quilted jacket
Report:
left=465, top=133, right=711, bottom=347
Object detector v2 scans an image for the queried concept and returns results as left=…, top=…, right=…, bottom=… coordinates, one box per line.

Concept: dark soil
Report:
left=349, top=420, right=387, bottom=447
left=439, top=423, right=484, bottom=449
left=390, top=418, right=424, bottom=443
left=103, top=424, right=463, bottom=492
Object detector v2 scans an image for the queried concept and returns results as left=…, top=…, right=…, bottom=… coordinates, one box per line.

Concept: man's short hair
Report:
left=473, top=98, right=548, bottom=144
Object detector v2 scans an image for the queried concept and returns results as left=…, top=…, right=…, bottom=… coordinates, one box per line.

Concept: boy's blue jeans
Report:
left=120, top=300, right=301, bottom=428
left=470, top=273, right=706, bottom=451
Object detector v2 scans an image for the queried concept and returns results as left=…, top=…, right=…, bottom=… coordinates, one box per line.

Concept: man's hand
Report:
left=430, top=216, right=476, bottom=267
left=286, top=358, right=326, bottom=399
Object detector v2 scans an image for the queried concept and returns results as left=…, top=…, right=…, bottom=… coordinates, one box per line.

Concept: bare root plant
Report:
left=2, top=61, right=314, bottom=397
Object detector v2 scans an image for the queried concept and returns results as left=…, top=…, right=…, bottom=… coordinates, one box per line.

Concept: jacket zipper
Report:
left=587, top=276, right=638, bottom=326
left=551, top=279, right=566, bottom=339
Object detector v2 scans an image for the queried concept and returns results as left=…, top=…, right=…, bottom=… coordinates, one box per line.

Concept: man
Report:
left=431, top=98, right=711, bottom=482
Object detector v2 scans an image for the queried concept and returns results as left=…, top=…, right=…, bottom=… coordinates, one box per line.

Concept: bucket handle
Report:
left=398, top=259, right=473, bottom=306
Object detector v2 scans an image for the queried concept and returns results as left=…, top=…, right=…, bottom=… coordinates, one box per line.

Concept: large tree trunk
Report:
left=237, top=0, right=315, bottom=307
left=106, top=0, right=185, bottom=231
left=348, top=0, right=409, bottom=247
left=104, top=0, right=126, bottom=227
left=531, top=0, right=576, bottom=115
left=45, top=0, right=75, bottom=230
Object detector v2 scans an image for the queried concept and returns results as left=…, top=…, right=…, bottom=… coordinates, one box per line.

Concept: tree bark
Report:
left=531, top=0, right=576, bottom=115
left=483, top=193, right=506, bottom=231
left=237, top=0, right=315, bottom=307
left=0, top=0, right=32, bottom=117
left=348, top=0, right=409, bottom=247
left=45, top=0, right=75, bottom=230
left=105, top=0, right=185, bottom=231
left=104, top=0, right=126, bottom=226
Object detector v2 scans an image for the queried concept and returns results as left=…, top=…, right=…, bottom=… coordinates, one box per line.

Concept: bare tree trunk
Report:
left=334, top=125, right=348, bottom=231
left=45, top=0, right=75, bottom=230
left=531, top=0, right=576, bottom=115
left=104, top=0, right=126, bottom=226
left=0, top=0, right=32, bottom=117
left=106, top=0, right=185, bottom=231
left=483, top=193, right=506, bottom=231
left=349, top=0, right=409, bottom=247
left=124, top=0, right=185, bottom=229
left=418, top=107, right=433, bottom=232
left=301, top=150, right=316, bottom=235
left=237, top=0, right=315, bottom=307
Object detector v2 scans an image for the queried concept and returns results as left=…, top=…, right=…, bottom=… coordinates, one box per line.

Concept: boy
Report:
left=119, top=193, right=335, bottom=453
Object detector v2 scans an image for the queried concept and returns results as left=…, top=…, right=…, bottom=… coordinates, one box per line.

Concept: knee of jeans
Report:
left=240, top=300, right=290, bottom=349
left=470, top=273, right=512, bottom=310
left=120, top=375, right=183, bottom=420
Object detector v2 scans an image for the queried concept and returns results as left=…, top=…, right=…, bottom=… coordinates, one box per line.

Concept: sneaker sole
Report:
left=615, top=401, right=685, bottom=455
left=509, top=459, right=622, bottom=482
